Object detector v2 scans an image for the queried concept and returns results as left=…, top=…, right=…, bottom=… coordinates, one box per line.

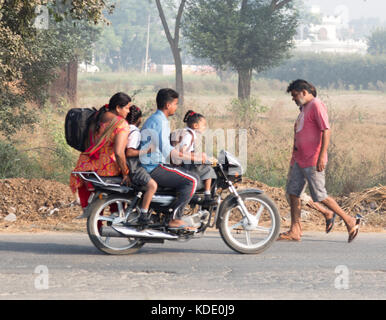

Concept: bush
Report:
left=0, top=141, right=43, bottom=179
left=325, top=140, right=386, bottom=195
left=0, top=101, right=81, bottom=183
left=0, top=86, right=37, bottom=137
left=261, top=52, right=386, bottom=90
left=227, top=97, right=269, bottom=128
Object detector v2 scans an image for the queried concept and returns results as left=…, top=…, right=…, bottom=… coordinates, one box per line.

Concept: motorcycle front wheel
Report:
left=219, top=191, right=280, bottom=254
left=87, top=194, right=145, bottom=255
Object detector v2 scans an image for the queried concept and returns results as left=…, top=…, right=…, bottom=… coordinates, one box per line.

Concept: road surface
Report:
left=0, top=231, right=385, bottom=300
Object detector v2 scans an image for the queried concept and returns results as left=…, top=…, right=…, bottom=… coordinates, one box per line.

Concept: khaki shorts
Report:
left=285, top=174, right=312, bottom=205
left=286, top=162, right=328, bottom=203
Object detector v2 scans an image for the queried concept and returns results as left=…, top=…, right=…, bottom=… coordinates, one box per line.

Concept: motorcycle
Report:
left=72, top=150, right=280, bottom=255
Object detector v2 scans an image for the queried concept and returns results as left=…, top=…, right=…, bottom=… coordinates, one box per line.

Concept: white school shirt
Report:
left=179, top=127, right=196, bottom=153
left=127, top=125, right=141, bottom=149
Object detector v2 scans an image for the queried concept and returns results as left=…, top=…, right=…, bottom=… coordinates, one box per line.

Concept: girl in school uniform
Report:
left=175, top=110, right=217, bottom=205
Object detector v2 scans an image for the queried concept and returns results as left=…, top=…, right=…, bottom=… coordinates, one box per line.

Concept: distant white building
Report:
left=78, top=62, right=100, bottom=73
left=159, top=64, right=216, bottom=76
left=295, top=5, right=368, bottom=55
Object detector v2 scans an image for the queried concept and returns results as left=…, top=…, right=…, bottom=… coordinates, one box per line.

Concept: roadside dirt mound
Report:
left=0, top=178, right=385, bottom=233
left=0, top=178, right=82, bottom=232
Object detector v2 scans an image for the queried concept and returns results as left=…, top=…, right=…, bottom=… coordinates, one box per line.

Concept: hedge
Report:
left=260, top=52, right=386, bottom=90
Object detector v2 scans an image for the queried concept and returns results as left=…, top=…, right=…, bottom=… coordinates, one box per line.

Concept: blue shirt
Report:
left=139, top=110, right=175, bottom=173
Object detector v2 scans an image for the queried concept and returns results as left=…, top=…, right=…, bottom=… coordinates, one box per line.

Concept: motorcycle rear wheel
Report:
left=219, top=192, right=280, bottom=254
left=87, top=194, right=145, bottom=255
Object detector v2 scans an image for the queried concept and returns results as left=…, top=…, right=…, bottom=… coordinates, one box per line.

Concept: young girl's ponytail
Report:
left=126, top=105, right=142, bottom=124
left=183, top=110, right=204, bottom=127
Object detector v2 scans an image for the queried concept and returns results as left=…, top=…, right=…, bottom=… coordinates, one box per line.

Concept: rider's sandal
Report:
left=138, top=216, right=151, bottom=226
left=201, top=195, right=217, bottom=206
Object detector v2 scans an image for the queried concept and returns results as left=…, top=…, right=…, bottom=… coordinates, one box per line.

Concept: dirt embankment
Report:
left=0, top=178, right=83, bottom=233
left=0, top=178, right=385, bottom=233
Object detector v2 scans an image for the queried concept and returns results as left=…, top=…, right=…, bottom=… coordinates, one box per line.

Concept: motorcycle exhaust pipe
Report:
left=100, top=226, right=178, bottom=240
left=100, top=226, right=126, bottom=238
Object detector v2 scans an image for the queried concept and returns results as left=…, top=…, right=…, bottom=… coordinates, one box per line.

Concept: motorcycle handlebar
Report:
left=203, top=158, right=218, bottom=167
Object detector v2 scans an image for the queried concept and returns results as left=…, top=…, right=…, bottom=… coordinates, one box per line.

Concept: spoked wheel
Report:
left=219, top=191, right=280, bottom=254
left=87, top=194, right=144, bottom=255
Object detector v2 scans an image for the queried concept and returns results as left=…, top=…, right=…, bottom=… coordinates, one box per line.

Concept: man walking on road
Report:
left=279, top=79, right=360, bottom=242
left=284, top=82, right=336, bottom=236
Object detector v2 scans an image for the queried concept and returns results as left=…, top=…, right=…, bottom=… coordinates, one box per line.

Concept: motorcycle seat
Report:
left=92, top=176, right=205, bottom=193
left=97, top=176, right=123, bottom=185
left=95, top=178, right=180, bottom=194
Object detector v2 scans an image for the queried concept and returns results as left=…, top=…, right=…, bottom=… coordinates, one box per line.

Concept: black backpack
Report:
left=65, top=107, right=98, bottom=152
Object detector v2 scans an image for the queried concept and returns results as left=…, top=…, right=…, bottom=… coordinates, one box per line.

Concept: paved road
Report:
left=0, top=231, right=385, bottom=300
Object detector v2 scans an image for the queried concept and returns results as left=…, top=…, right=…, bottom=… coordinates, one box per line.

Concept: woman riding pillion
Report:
left=70, top=92, right=132, bottom=215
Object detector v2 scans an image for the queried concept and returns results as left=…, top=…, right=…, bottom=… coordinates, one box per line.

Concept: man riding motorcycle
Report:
left=139, top=88, right=211, bottom=231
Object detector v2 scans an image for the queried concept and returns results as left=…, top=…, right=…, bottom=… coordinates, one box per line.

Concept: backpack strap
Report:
left=127, top=126, right=141, bottom=150
left=181, top=128, right=195, bottom=151
left=83, top=117, right=125, bottom=157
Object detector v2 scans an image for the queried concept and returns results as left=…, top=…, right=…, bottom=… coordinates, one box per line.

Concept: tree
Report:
left=94, top=0, right=173, bottom=72
left=0, top=0, right=112, bottom=135
left=155, top=0, right=186, bottom=107
left=46, top=15, right=101, bottom=106
left=367, top=28, right=386, bottom=55
left=350, top=17, right=386, bottom=41
left=183, top=0, right=299, bottom=100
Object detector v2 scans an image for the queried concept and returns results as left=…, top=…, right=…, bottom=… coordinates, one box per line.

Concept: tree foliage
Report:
left=262, top=52, right=386, bottom=90
left=0, top=0, right=111, bottom=136
left=367, top=28, right=386, bottom=55
left=94, top=0, right=174, bottom=71
left=183, top=0, right=299, bottom=99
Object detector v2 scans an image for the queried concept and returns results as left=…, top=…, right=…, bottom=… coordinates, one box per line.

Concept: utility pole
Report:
left=145, top=14, right=150, bottom=75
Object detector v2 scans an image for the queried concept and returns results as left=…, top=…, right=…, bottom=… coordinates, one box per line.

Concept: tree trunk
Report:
left=155, top=0, right=186, bottom=109
left=50, top=59, right=78, bottom=107
left=66, top=60, right=78, bottom=105
left=238, top=69, right=252, bottom=101
left=173, top=45, right=184, bottom=109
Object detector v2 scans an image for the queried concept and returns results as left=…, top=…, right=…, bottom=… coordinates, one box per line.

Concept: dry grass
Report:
left=76, top=75, right=386, bottom=196
left=1, top=73, right=384, bottom=234
left=341, top=186, right=386, bottom=214
left=12, top=73, right=386, bottom=195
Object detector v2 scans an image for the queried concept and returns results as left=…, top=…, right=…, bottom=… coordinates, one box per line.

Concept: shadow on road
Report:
left=0, top=241, right=97, bottom=255
left=137, top=247, right=236, bottom=255
left=0, top=241, right=235, bottom=256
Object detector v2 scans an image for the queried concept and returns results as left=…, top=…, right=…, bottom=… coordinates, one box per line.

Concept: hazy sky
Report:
left=304, top=0, right=386, bottom=21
